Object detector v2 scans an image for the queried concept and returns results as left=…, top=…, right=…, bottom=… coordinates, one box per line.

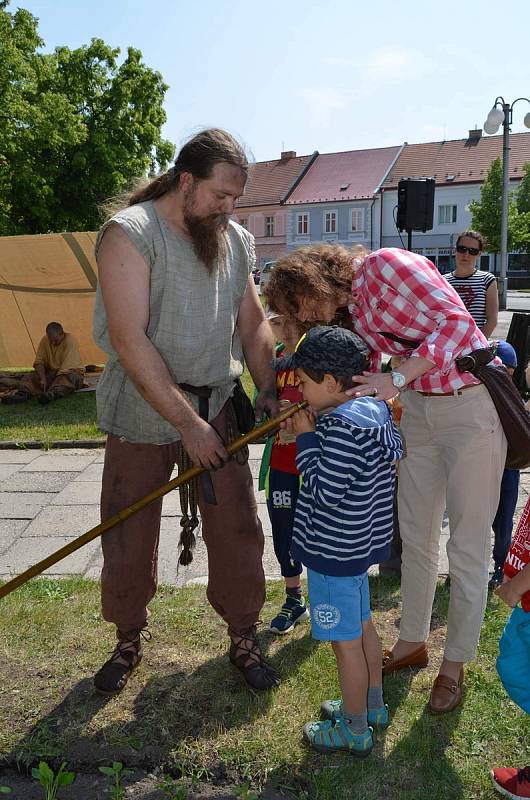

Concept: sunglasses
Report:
left=456, top=244, right=480, bottom=256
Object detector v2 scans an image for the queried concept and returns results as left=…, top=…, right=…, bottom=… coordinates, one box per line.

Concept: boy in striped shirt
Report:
left=275, top=326, right=403, bottom=756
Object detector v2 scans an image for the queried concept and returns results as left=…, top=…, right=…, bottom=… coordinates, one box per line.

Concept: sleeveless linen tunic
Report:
left=93, top=200, right=255, bottom=444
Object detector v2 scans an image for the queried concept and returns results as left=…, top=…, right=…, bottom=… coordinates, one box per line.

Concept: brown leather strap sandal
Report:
left=382, top=643, right=429, bottom=675
left=93, top=626, right=151, bottom=695
left=229, top=625, right=280, bottom=691
left=428, top=668, right=464, bottom=714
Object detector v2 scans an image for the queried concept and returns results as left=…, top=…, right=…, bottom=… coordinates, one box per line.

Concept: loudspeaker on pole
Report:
left=397, top=177, right=435, bottom=232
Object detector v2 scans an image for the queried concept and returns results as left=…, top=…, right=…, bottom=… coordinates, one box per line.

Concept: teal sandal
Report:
left=320, top=700, right=389, bottom=728
left=303, top=716, right=373, bottom=756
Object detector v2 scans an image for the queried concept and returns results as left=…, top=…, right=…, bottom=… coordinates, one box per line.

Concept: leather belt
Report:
left=416, top=385, right=480, bottom=397
left=178, top=382, right=217, bottom=505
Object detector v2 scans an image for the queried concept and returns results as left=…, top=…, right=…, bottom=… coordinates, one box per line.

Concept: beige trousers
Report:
left=397, top=384, right=507, bottom=662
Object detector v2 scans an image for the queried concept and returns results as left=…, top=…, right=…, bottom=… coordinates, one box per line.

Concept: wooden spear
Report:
left=0, top=401, right=307, bottom=601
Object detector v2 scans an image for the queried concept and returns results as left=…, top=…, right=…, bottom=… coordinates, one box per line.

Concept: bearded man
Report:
left=92, top=128, right=279, bottom=694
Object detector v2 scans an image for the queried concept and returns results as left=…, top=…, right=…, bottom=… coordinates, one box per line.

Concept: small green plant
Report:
left=31, top=761, right=75, bottom=800
left=0, top=787, right=13, bottom=795
left=157, top=774, right=189, bottom=799
left=14, top=721, right=63, bottom=770
left=233, top=784, right=259, bottom=800
left=98, top=762, right=133, bottom=800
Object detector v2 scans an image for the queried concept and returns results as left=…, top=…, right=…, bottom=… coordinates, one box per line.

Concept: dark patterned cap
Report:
left=274, top=325, right=371, bottom=376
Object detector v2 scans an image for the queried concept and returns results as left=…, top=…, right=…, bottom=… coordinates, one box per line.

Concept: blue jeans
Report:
left=492, top=468, right=520, bottom=572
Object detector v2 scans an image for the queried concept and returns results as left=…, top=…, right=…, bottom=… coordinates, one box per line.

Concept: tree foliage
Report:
left=0, top=2, right=174, bottom=234
left=470, top=156, right=530, bottom=255
left=511, top=163, right=530, bottom=254
left=469, top=158, right=513, bottom=253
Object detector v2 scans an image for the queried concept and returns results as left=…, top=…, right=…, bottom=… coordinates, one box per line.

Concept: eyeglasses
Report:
left=456, top=245, right=480, bottom=256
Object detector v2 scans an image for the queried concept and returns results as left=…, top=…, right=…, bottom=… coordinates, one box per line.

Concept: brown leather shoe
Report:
left=428, top=668, right=464, bottom=714
left=382, top=643, right=429, bottom=675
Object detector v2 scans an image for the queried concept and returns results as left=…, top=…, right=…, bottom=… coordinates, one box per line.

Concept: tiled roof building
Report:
left=286, top=146, right=402, bottom=204
left=236, top=151, right=316, bottom=207
left=234, top=151, right=317, bottom=266
left=382, top=131, right=530, bottom=188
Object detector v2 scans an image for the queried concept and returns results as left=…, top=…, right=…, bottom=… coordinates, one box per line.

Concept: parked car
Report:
left=259, top=261, right=275, bottom=291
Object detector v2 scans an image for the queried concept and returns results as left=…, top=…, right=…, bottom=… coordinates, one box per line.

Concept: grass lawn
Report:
left=0, top=369, right=257, bottom=445
left=0, top=391, right=102, bottom=445
left=0, top=575, right=527, bottom=799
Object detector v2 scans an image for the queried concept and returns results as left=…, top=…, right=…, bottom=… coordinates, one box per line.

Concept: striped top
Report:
left=444, top=270, right=496, bottom=329
left=291, top=397, right=403, bottom=577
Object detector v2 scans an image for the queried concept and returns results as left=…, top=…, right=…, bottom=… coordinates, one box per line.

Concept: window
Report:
left=265, top=216, right=274, bottom=237
left=438, top=205, right=457, bottom=224
left=324, top=210, right=337, bottom=234
left=437, top=248, right=453, bottom=274
left=350, top=209, right=364, bottom=232
left=508, top=253, right=530, bottom=274
left=297, top=212, right=310, bottom=236
left=239, top=218, right=248, bottom=229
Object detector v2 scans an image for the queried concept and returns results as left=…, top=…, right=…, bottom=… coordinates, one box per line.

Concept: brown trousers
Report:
left=19, top=369, right=84, bottom=398
left=100, top=405, right=265, bottom=637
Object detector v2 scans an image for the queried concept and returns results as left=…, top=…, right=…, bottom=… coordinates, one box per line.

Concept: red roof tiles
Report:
left=285, top=146, right=402, bottom=204
left=382, top=132, right=530, bottom=188
left=236, top=153, right=316, bottom=207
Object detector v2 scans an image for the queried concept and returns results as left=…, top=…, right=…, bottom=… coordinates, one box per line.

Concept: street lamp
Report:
left=483, top=96, right=530, bottom=310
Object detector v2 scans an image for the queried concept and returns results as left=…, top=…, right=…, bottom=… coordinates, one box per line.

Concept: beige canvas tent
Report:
left=0, top=232, right=106, bottom=367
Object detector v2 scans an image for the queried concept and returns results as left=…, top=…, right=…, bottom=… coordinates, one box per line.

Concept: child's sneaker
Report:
left=491, top=767, right=530, bottom=798
left=303, top=716, right=373, bottom=756
left=269, top=596, right=309, bottom=634
left=320, top=699, right=389, bottom=728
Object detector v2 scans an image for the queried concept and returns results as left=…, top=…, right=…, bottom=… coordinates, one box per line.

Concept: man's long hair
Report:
left=103, top=129, right=248, bottom=218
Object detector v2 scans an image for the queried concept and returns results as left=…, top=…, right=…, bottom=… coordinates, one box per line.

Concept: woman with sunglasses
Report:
left=445, top=230, right=498, bottom=338
left=265, top=245, right=506, bottom=715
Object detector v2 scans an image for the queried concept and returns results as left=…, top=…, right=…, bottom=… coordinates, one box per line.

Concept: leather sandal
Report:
left=382, top=643, right=429, bottom=675
left=428, top=668, right=464, bottom=714
left=229, top=625, right=281, bottom=691
left=93, top=626, right=151, bottom=695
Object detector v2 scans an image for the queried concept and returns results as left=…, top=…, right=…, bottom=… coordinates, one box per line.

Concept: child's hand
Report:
left=280, top=407, right=317, bottom=436
left=291, top=408, right=316, bottom=434
left=495, top=577, right=523, bottom=608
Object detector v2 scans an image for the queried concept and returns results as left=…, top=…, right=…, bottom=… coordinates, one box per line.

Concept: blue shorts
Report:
left=307, top=569, right=371, bottom=641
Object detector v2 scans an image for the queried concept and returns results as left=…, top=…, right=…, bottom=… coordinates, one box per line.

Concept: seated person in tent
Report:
left=0, top=322, right=85, bottom=405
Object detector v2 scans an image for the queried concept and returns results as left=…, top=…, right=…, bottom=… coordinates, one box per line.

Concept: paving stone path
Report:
left=1, top=444, right=528, bottom=587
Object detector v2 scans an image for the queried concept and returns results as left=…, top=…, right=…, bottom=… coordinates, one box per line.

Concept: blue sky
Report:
left=14, top=0, right=530, bottom=163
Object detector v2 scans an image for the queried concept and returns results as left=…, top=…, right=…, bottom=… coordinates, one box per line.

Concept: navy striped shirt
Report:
left=291, top=397, right=403, bottom=577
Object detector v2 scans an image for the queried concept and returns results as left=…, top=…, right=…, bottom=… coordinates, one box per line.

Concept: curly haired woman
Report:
left=265, top=244, right=506, bottom=714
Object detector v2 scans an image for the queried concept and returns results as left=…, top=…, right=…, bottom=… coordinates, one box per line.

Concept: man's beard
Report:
left=183, top=191, right=229, bottom=273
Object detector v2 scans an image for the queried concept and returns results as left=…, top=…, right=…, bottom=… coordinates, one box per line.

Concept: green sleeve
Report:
left=258, top=435, right=275, bottom=491
left=257, top=342, right=284, bottom=489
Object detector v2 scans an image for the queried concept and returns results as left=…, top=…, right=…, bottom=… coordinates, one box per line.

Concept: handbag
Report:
left=455, top=348, right=530, bottom=469
left=231, top=378, right=256, bottom=434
